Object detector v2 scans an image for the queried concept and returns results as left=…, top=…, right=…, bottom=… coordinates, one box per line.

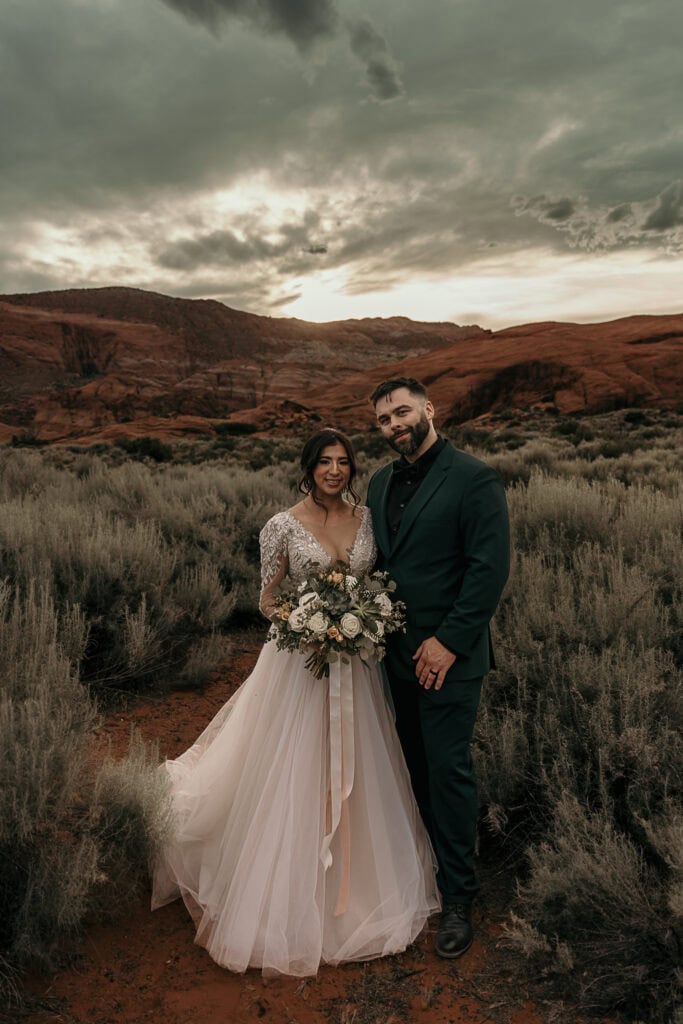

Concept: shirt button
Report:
left=399, top=503, right=405, bottom=508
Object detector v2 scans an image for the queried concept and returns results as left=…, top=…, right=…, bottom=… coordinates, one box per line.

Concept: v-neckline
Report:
left=285, top=508, right=365, bottom=566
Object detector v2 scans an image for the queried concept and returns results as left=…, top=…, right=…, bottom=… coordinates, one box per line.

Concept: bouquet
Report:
left=270, top=561, right=406, bottom=679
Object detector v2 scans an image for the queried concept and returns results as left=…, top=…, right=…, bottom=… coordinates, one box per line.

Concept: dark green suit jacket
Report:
left=367, top=442, right=510, bottom=682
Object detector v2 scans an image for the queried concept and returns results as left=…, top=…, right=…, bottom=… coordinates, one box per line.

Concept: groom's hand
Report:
left=413, top=637, right=456, bottom=691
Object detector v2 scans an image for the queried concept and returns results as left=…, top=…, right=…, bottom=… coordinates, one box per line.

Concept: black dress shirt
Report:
left=386, top=435, right=447, bottom=539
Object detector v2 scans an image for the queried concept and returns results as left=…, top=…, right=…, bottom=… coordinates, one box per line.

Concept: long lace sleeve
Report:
left=258, top=513, right=290, bottom=618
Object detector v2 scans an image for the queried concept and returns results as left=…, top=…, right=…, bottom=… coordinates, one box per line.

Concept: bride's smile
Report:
left=312, top=443, right=351, bottom=497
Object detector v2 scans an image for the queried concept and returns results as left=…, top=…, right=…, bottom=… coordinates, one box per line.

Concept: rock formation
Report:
left=0, top=288, right=681, bottom=443
left=0, top=288, right=483, bottom=441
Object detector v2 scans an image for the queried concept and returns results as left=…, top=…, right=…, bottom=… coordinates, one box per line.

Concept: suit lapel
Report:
left=390, top=444, right=453, bottom=554
left=372, top=465, right=393, bottom=558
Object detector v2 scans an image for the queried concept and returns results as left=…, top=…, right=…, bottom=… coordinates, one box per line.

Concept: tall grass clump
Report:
left=476, top=470, right=683, bottom=1021
left=0, top=582, right=171, bottom=1000
left=479, top=414, right=683, bottom=492
left=0, top=450, right=297, bottom=697
left=2, top=414, right=681, bottom=1016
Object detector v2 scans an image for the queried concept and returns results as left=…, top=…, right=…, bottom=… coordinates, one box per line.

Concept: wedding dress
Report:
left=151, top=506, right=439, bottom=976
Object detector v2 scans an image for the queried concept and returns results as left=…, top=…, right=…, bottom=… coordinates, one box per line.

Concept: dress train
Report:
left=152, top=640, right=440, bottom=976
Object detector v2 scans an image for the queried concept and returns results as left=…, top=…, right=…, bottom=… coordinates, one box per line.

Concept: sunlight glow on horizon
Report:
left=282, top=250, right=683, bottom=329
left=12, top=188, right=683, bottom=331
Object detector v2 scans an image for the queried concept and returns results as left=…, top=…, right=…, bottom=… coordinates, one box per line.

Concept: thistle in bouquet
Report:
left=270, top=560, right=406, bottom=679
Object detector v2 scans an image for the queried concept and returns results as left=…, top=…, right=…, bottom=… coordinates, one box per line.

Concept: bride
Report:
left=151, top=428, right=439, bottom=976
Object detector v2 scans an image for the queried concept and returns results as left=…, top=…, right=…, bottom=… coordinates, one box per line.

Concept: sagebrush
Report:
left=1, top=410, right=681, bottom=1019
left=0, top=583, right=172, bottom=1002
left=475, top=468, right=682, bottom=1021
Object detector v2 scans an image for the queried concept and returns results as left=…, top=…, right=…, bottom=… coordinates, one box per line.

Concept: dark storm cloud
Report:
left=155, top=211, right=324, bottom=270
left=513, top=196, right=577, bottom=225
left=157, top=230, right=269, bottom=270
left=512, top=194, right=588, bottom=238
left=161, top=0, right=403, bottom=101
left=643, top=180, right=683, bottom=231
left=512, top=181, right=683, bottom=252
left=160, top=0, right=338, bottom=48
left=3, top=0, right=683, bottom=319
left=543, top=198, right=575, bottom=222
left=513, top=192, right=632, bottom=251
left=347, top=18, right=404, bottom=101
left=606, top=204, right=633, bottom=224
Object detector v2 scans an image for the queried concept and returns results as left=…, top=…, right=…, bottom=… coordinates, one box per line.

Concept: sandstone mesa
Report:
left=0, top=287, right=681, bottom=444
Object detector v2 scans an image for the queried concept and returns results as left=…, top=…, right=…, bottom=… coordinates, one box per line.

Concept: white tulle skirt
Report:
left=151, top=639, right=440, bottom=976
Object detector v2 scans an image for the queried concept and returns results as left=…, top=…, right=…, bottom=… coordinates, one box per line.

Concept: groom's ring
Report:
left=429, top=669, right=438, bottom=675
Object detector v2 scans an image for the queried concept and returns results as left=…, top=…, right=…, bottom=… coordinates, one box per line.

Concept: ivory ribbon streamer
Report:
left=319, top=658, right=355, bottom=915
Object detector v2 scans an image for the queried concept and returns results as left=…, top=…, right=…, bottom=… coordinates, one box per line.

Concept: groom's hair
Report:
left=369, top=378, right=427, bottom=406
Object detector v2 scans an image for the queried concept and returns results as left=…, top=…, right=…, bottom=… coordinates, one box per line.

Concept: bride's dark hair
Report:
left=298, top=428, right=361, bottom=511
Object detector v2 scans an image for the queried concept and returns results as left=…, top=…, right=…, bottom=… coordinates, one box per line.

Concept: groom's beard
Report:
left=388, top=413, right=431, bottom=456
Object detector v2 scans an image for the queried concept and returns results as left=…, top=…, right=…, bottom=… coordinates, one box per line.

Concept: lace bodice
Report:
left=259, top=507, right=377, bottom=589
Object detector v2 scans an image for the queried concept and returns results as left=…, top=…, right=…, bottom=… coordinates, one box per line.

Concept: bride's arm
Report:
left=258, top=514, right=290, bottom=619
left=259, top=554, right=289, bottom=619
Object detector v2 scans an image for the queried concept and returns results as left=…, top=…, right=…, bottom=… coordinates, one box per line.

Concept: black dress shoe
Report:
left=435, top=903, right=473, bottom=959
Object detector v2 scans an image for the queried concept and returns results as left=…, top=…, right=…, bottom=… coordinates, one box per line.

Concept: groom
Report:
left=367, top=377, right=510, bottom=958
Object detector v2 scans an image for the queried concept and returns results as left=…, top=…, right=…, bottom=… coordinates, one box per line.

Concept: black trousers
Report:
left=388, top=671, right=483, bottom=906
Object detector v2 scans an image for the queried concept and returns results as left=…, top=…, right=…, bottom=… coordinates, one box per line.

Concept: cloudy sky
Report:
left=2, top=0, right=683, bottom=328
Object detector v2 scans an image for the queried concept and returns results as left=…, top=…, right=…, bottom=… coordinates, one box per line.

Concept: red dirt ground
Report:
left=17, top=631, right=594, bottom=1024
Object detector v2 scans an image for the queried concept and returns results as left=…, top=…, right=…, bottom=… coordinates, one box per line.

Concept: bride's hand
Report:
left=412, top=636, right=456, bottom=691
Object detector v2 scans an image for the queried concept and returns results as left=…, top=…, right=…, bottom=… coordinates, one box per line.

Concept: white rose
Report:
left=374, top=620, right=385, bottom=637
left=287, top=606, right=307, bottom=632
left=374, top=593, right=392, bottom=615
left=299, top=591, right=322, bottom=611
left=340, top=613, right=362, bottom=638
left=308, top=611, right=329, bottom=635
left=344, top=575, right=358, bottom=593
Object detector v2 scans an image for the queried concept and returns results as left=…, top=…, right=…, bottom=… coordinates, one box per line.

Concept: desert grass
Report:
left=1, top=408, right=682, bottom=1018
left=0, top=583, right=172, bottom=1003
left=475, top=466, right=682, bottom=1021
left=0, top=450, right=296, bottom=696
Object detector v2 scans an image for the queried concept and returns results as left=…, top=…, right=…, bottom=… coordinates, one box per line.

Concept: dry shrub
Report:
left=507, top=798, right=680, bottom=1020
left=0, top=445, right=305, bottom=995
left=1, top=424, right=681, bottom=1016
left=0, top=452, right=292, bottom=696
left=0, top=584, right=171, bottom=992
left=480, top=420, right=683, bottom=492
left=477, top=468, right=683, bottom=1021
left=175, top=632, right=234, bottom=690
left=88, top=730, right=173, bottom=902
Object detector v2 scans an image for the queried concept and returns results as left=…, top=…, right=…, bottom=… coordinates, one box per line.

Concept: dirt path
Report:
left=18, top=631, right=575, bottom=1024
